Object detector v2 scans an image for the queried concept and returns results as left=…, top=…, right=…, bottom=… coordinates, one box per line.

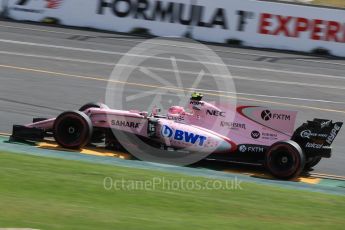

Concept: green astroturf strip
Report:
left=0, top=152, right=345, bottom=230
left=1, top=136, right=345, bottom=195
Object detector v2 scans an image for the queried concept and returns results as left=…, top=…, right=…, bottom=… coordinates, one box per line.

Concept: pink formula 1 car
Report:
left=10, top=95, right=343, bottom=179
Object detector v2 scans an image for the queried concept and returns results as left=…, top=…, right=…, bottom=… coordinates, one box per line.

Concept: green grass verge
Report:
left=0, top=151, right=344, bottom=230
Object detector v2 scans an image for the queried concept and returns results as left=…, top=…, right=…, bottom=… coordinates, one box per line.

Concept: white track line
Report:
left=3, top=22, right=345, bottom=68
left=3, top=22, right=345, bottom=66
left=1, top=50, right=345, bottom=105
left=0, top=23, right=283, bottom=57
left=0, top=38, right=344, bottom=82
left=296, top=59, right=345, bottom=67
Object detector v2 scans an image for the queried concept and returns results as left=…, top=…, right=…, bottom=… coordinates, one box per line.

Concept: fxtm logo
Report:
left=161, top=125, right=207, bottom=146
left=206, top=110, right=225, bottom=117
left=251, top=130, right=260, bottom=139
left=17, top=0, right=62, bottom=9
left=238, top=145, right=265, bottom=153
left=261, top=110, right=290, bottom=121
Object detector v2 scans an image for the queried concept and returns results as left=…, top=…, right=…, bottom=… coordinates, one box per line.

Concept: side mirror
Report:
left=151, top=107, right=161, bottom=116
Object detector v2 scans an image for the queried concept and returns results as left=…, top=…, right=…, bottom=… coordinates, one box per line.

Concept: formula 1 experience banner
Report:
left=5, top=0, right=345, bottom=56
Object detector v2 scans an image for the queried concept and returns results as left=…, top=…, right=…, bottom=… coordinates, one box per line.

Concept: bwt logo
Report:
left=161, top=125, right=207, bottom=146
left=261, top=110, right=290, bottom=121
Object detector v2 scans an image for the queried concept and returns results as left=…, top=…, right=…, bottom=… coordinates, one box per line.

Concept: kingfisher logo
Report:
left=161, top=125, right=207, bottom=146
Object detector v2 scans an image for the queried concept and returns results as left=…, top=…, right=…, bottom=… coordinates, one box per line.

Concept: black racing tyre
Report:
left=53, top=111, right=93, bottom=149
left=305, top=156, right=322, bottom=170
left=79, top=102, right=103, bottom=112
left=265, top=140, right=305, bottom=180
left=79, top=102, right=107, bottom=143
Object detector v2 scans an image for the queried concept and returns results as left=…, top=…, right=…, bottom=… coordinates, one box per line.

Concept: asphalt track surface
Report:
left=0, top=20, right=345, bottom=176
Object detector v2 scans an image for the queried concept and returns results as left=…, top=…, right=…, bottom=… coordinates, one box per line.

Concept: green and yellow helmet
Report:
left=190, top=92, right=203, bottom=101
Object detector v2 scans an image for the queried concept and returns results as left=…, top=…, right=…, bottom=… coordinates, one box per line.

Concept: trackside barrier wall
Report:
left=4, top=0, right=345, bottom=57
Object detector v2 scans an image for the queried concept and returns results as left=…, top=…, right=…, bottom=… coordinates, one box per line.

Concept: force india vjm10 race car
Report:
left=10, top=94, right=343, bottom=179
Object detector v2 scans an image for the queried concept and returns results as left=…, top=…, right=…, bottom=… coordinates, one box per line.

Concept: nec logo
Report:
left=206, top=110, right=225, bottom=117
left=261, top=110, right=290, bottom=121
left=17, top=0, right=62, bottom=9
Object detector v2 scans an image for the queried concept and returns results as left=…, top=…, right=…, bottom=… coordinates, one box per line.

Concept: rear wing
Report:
left=292, top=119, right=343, bottom=158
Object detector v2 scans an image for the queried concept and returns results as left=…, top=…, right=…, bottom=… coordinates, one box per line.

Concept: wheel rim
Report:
left=267, top=146, right=299, bottom=177
left=56, top=115, right=86, bottom=147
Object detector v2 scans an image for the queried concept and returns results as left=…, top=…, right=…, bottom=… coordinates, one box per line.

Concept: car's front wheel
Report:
left=53, top=111, right=93, bottom=149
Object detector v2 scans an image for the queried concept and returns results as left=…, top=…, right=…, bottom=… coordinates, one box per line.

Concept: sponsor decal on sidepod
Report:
left=326, top=124, right=341, bottom=145
left=161, top=125, right=207, bottom=146
left=220, top=121, right=246, bottom=130
left=261, top=110, right=290, bottom=121
left=111, top=120, right=140, bottom=128
left=300, top=130, right=328, bottom=139
left=238, top=144, right=265, bottom=153
left=251, top=130, right=260, bottom=139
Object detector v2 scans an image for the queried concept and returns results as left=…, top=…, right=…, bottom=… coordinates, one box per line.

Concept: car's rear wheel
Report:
left=53, top=111, right=93, bottom=149
left=265, top=140, right=305, bottom=180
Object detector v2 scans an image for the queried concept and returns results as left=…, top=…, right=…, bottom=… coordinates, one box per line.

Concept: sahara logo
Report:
left=161, top=125, right=207, bottom=146
left=111, top=120, right=141, bottom=128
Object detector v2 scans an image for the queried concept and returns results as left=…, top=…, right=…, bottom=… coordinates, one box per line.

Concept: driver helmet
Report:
left=190, top=92, right=203, bottom=101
